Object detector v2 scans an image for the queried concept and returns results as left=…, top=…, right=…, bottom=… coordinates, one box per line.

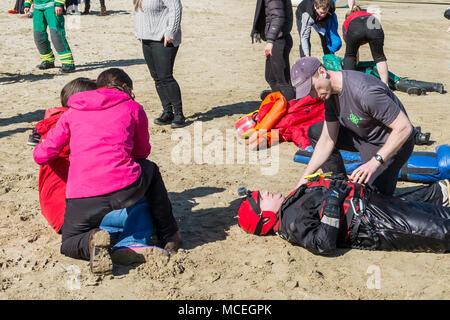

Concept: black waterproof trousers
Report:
left=354, top=192, right=450, bottom=252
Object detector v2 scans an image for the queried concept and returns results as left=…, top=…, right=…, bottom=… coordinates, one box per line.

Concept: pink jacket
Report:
left=33, top=88, right=151, bottom=199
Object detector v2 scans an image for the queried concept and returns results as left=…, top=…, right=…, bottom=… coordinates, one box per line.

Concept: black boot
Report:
left=395, top=78, right=444, bottom=95
left=154, top=106, right=174, bottom=125
left=36, top=61, right=55, bottom=70
left=405, top=80, right=444, bottom=94
left=394, top=79, right=426, bottom=96
left=171, top=106, right=186, bottom=128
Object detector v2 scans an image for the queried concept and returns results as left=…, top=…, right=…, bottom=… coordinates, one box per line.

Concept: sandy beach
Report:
left=0, top=0, right=449, bottom=299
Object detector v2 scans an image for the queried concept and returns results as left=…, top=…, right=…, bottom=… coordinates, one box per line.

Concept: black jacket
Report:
left=278, top=186, right=450, bottom=255
left=251, top=0, right=293, bottom=42
left=295, top=0, right=335, bottom=27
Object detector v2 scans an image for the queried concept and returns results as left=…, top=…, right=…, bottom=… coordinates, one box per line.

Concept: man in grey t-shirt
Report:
left=292, top=57, right=415, bottom=195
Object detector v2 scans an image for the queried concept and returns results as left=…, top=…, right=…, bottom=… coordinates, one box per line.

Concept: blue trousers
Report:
left=100, top=196, right=154, bottom=249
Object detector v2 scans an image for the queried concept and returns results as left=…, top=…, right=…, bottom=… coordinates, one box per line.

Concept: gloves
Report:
left=327, top=180, right=351, bottom=203
left=323, top=180, right=351, bottom=219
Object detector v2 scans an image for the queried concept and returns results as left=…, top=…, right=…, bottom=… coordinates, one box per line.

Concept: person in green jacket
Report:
left=24, top=0, right=75, bottom=73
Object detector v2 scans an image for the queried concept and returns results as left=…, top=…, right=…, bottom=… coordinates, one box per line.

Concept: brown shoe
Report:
left=98, top=5, right=106, bottom=16
left=163, top=231, right=182, bottom=254
left=89, top=229, right=113, bottom=274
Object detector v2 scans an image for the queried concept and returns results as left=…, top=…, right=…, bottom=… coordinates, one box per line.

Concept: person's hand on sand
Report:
left=164, top=35, right=174, bottom=47
left=55, top=6, right=63, bottom=16
left=264, top=42, right=273, bottom=58
left=259, top=191, right=285, bottom=213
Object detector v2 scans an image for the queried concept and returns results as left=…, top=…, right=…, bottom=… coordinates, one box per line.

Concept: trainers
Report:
left=111, top=244, right=169, bottom=265
left=36, top=61, right=55, bottom=70
left=27, top=129, right=41, bottom=146
left=154, top=111, right=174, bottom=125
left=89, top=229, right=113, bottom=275
left=60, top=64, right=75, bottom=73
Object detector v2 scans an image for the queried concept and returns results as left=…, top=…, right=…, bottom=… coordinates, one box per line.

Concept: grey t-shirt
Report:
left=325, top=70, right=409, bottom=146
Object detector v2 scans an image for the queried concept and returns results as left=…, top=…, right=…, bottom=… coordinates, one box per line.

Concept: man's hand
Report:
left=164, top=35, right=174, bottom=47
left=55, top=6, right=63, bottom=16
left=350, top=157, right=381, bottom=184
left=295, top=177, right=308, bottom=190
left=260, top=191, right=285, bottom=213
left=264, top=42, right=273, bottom=58
left=24, top=7, right=30, bottom=14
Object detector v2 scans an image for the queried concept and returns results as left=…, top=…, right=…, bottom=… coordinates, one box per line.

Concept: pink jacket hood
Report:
left=68, top=88, right=131, bottom=111
left=34, top=88, right=151, bottom=199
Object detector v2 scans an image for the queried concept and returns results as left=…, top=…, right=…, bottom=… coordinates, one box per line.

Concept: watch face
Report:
left=375, top=154, right=383, bottom=163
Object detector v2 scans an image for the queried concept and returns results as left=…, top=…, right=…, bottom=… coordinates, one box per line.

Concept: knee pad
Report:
left=50, top=28, right=66, bottom=52
left=34, top=30, right=50, bottom=52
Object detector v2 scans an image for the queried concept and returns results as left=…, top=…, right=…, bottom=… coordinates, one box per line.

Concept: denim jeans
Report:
left=142, top=39, right=182, bottom=112
left=100, top=196, right=154, bottom=249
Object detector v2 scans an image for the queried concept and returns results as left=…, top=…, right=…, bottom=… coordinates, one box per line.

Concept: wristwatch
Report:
left=374, top=154, right=384, bottom=164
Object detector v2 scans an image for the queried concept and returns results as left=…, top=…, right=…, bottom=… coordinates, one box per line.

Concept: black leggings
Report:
left=142, top=39, right=182, bottom=112
left=265, top=35, right=295, bottom=102
left=343, top=16, right=386, bottom=71
left=307, top=121, right=414, bottom=196
left=60, top=160, right=178, bottom=260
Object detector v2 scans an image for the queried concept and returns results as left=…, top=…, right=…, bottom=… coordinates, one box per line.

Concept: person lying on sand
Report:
left=237, top=174, right=449, bottom=255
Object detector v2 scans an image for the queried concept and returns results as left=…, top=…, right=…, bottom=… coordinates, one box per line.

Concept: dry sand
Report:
left=0, top=0, right=449, bottom=300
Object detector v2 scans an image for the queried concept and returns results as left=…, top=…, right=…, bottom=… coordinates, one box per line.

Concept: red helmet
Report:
left=237, top=190, right=279, bottom=236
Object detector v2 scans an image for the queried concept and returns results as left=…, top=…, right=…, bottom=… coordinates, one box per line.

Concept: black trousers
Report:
left=354, top=192, right=450, bottom=252
left=14, top=0, right=24, bottom=13
left=60, top=160, right=178, bottom=260
left=265, top=34, right=296, bottom=102
left=343, top=16, right=386, bottom=71
left=308, top=121, right=414, bottom=196
left=142, top=39, right=182, bottom=112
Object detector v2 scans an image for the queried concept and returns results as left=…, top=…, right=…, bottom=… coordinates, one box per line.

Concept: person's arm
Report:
left=376, top=60, right=389, bottom=86
left=131, top=105, right=151, bottom=160
left=264, top=0, right=286, bottom=57
left=33, top=112, right=70, bottom=165
left=285, top=181, right=350, bottom=255
left=296, top=120, right=340, bottom=188
left=348, top=0, right=356, bottom=10
left=350, top=89, right=413, bottom=184
left=350, top=110, right=412, bottom=184
left=54, top=0, right=65, bottom=16
left=162, top=0, right=182, bottom=46
left=24, top=0, right=32, bottom=13
left=300, top=12, right=313, bottom=56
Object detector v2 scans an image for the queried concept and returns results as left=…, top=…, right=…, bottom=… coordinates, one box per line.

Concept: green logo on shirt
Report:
left=348, top=110, right=362, bottom=127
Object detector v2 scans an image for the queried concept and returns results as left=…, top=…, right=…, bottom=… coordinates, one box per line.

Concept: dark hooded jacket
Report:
left=251, top=0, right=293, bottom=42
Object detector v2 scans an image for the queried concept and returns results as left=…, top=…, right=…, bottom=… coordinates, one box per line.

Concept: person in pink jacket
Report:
left=33, top=68, right=181, bottom=274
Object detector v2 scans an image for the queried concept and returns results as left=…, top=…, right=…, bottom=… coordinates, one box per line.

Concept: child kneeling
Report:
left=33, top=68, right=181, bottom=274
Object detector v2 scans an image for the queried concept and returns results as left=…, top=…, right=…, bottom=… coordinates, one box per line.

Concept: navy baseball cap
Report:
left=291, top=57, right=322, bottom=99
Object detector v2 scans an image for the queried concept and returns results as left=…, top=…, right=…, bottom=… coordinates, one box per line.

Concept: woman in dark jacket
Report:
left=251, top=0, right=295, bottom=102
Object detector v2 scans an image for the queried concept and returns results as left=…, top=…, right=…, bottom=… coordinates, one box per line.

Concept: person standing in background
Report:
left=134, top=0, right=185, bottom=128
left=24, top=0, right=75, bottom=73
left=251, top=0, right=296, bottom=102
